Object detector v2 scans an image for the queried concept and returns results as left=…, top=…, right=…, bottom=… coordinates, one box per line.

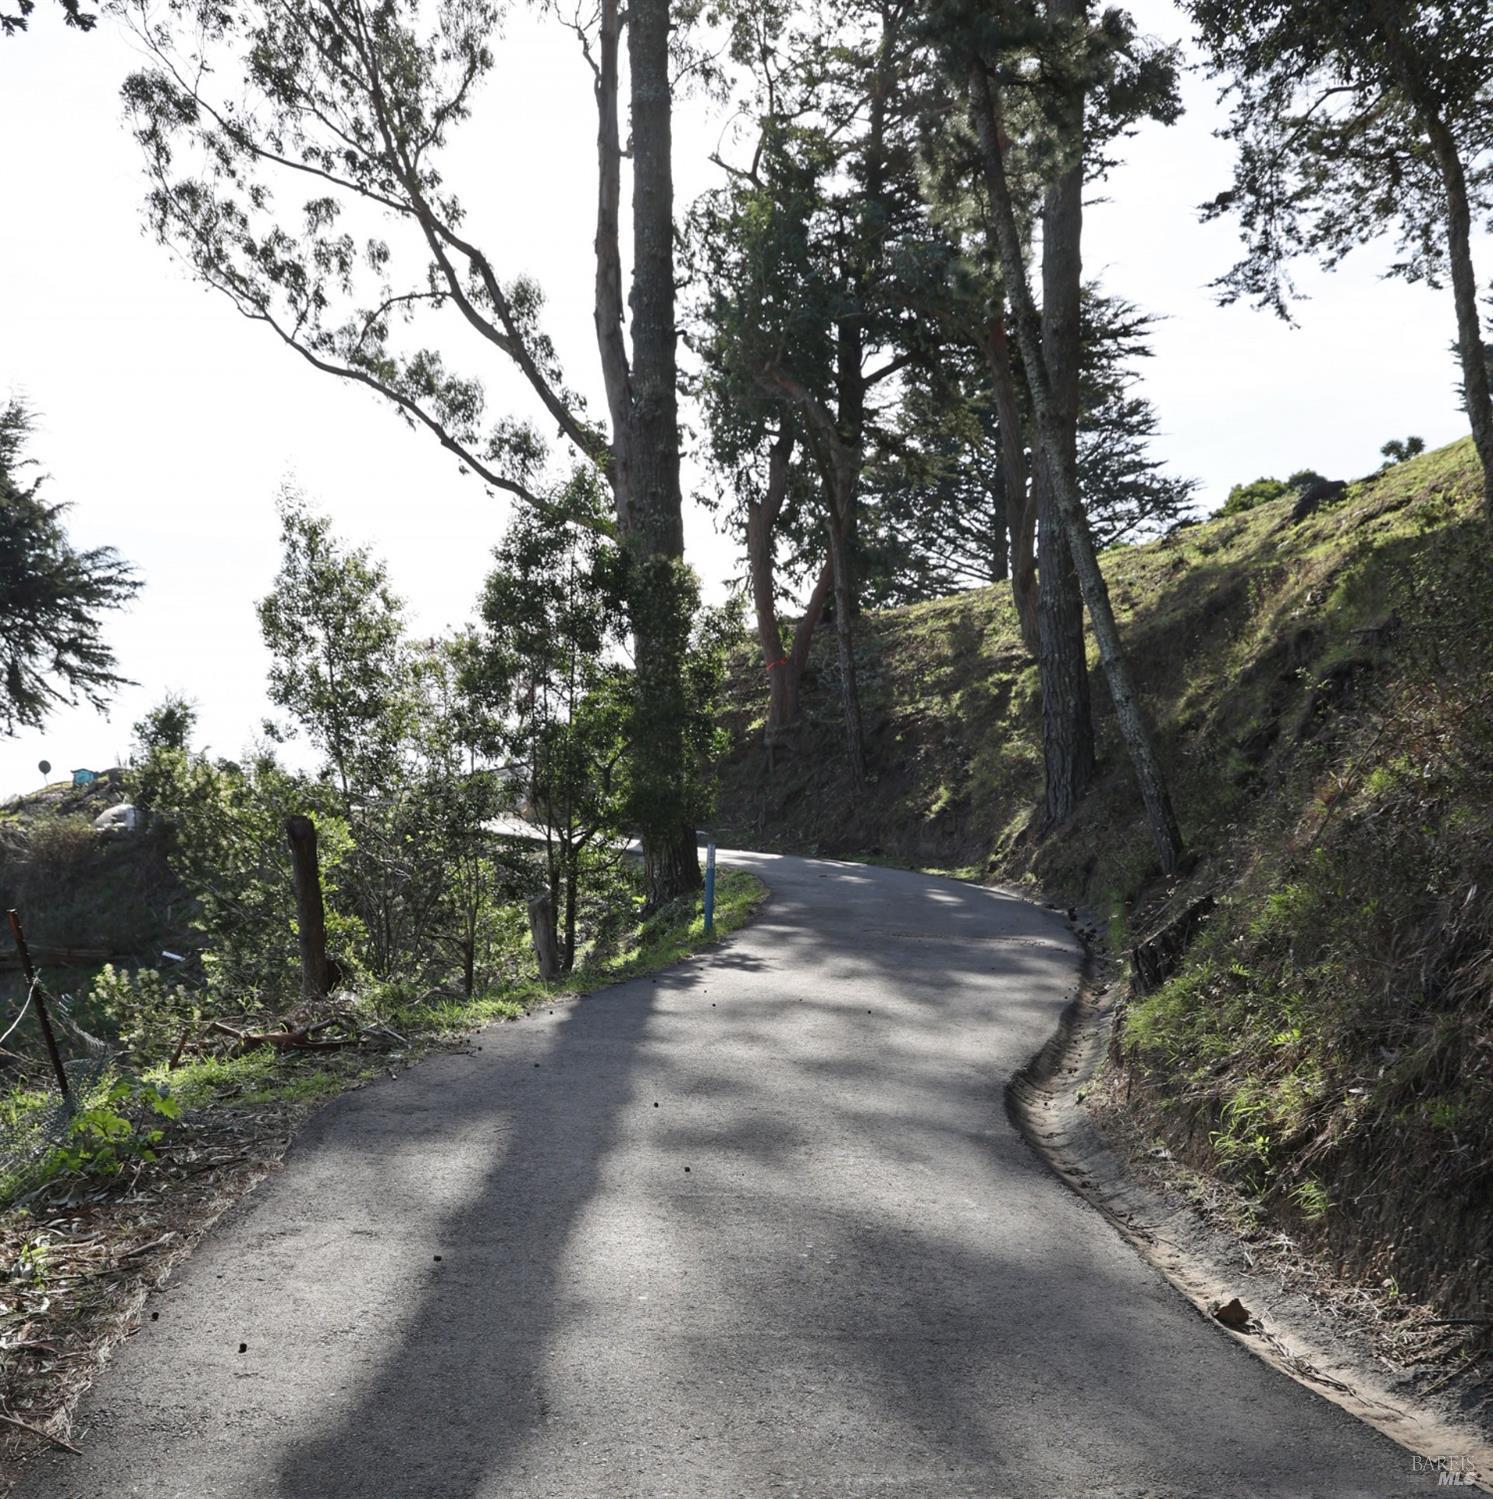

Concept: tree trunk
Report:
left=563, top=870, right=579, bottom=973
left=284, top=814, right=328, bottom=1005
left=825, top=496, right=867, bottom=784
left=970, top=49, right=1184, bottom=874
left=981, top=309, right=1038, bottom=653
left=459, top=887, right=477, bottom=999
left=989, top=493, right=1010, bottom=582
left=528, top=890, right=561, bottom=981
left=747, top=425, right=804, bottom=738
left=1036, top=99, right=1096, bottom=827
left=748, top=496, right=798, bottom=733
left=1433, top=137, right=1493, bottom=514
left=760, top=369, right=868, bottom=781
left=615, top=0, right=701, bottom=905
left=1036, top=462, right=1094, bottom=825
left=780, top=558, right=833, bottom=734
left=593, top=0, right=632, bottom=521
left=1367, top=0, right=1493, bottom=515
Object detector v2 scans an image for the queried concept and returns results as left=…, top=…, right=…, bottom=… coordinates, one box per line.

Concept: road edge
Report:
left=1006, top=942, right=1493, bottom=1495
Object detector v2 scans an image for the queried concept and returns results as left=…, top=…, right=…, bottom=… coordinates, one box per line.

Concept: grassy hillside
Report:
left=715, top=436, right=1493, bottom=1315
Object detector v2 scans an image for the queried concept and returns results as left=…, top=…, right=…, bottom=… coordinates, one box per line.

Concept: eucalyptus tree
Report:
left=1, top=0, right=94, bottom=33
left=119, top=0, right=702, bottom=901
left=931, top=0, right=1187, bottom=868
left=1187, top=0, right=1493, bottom=514
left=0, top=401, right=140, bottom=735
left=692, top=0, right=947, bottom=782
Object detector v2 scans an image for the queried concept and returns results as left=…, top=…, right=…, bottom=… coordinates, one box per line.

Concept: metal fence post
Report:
left=704, top=840, right=716, bottom=936
left=6, top=909, right=69, bottom=1100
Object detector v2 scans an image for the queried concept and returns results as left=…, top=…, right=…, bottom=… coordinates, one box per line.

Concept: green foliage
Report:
left=408, top=642, right=528, bottom=995
left=133, top=692, right=198, bottom=757
left=0, top=400, right=140, bottom=735
left=0, top=0, right=96, bottom=35
left=21, top=813, right=97, bottom=877
left=460, top=472, right=636, bottom=970
left=128, top=743, right=350, bottom=1011
left=1209, top=1086, right=1273, bottom=1190
left=257, top=493, right=412, bottom=801
left=857, top=294, right=1200, bottom=605
left=257, top=499, right=520, bottom=987
left=1187, top=0, right=1493, bottom=310
left=686, top=0, right=950, bottom=603
left=1290, top=1177, right=1330, bottom=1222
left=1380, top=435, right=1426, bottom=467
left=52, top=1076, right=180, bottom=1177
left=624, top=553, right=738, bottom=853
left=1220, top=477, right=1291, bottom=515
left=119, top=0, right=584, bottom=499
left=90, top=964, right=201, bottom=1066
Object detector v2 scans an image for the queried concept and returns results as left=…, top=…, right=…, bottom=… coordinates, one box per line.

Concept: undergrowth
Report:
left=1, top=869, right=767, bottom=1203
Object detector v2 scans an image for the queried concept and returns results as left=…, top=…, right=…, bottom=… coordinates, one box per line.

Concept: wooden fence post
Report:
left=285, top=815, right=329, bottom=1004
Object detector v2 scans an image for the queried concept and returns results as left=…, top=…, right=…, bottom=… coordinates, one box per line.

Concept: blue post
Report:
left=703, top=839, right=716, bottom=936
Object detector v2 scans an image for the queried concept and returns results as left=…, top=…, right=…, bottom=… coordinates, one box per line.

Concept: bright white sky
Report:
left=0, top=0, right=1482, bottom=798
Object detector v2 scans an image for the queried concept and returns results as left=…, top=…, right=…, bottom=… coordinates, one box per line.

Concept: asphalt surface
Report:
left=15, top=852, right=1436, bottom=1498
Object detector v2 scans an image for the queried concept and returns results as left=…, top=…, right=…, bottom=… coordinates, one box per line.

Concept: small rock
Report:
left=1213, top=1297, right=1253, bottom=1331
left=238, top=1343, right=248, bottom=1354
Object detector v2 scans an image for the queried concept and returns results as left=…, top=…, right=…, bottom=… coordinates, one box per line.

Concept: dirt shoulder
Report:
left=1009, top=921, right=1493, bottom=1494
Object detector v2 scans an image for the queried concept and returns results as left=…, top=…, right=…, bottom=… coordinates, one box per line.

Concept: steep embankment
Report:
left=715, top=436, right=1493, bottom=1323
left=0, top=773, right=188, bottom=1027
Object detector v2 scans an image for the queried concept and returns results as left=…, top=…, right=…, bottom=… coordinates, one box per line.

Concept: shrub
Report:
left=1220, top=477, right=1291, bottom=515
left=53, top=1076, right=181, bottom=1177
left=1380, top=435, right=1425, bottom=467
left=90, top=964, right=200, bottom=1065
left=22, top=814, right=97, bottom=877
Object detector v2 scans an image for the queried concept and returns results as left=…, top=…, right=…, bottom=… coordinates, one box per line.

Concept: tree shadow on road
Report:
left=265, top=861, right=1422, bottom=1499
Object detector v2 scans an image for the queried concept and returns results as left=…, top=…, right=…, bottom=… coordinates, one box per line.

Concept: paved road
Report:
left=17, top=853, right=1433, bottom=1498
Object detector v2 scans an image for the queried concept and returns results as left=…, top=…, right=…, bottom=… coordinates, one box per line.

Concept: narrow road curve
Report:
left=17, top=853, right=1432, bottom=1498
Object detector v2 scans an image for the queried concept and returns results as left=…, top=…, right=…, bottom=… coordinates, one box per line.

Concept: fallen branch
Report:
left=167, top=1025, right=194, bottom=1070
left=0, top=1410, right=82, bottom=1455
left=203, top=1021, right=356, bottom=1054
left=118, top=1233, right=177, bottom=1261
